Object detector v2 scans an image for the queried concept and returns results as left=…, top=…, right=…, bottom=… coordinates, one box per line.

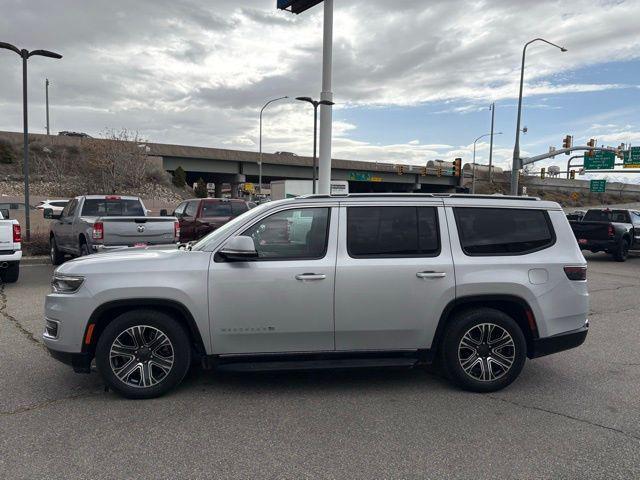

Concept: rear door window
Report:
left=184, top=201, right=199, bottom=217
left=454, top=207, right=555, bottom=255
left=347, top=206, right=440, bottom=258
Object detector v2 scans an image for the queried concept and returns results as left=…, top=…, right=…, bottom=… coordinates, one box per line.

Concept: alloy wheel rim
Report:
left=109, top=325, right=174, bottom=388
left=458, top=323, right=515, bottom=382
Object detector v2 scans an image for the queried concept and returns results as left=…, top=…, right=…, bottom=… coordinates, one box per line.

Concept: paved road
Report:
left=1, top=255, right=639, bottom=479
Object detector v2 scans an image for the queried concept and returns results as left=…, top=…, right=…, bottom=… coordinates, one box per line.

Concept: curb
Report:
left=21, top=256, right=51, bottom=265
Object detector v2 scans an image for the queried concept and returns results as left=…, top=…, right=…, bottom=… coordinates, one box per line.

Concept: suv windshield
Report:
left=81, top=199, right=145, bottom=216
left=583, top=210, right=629, bottom=223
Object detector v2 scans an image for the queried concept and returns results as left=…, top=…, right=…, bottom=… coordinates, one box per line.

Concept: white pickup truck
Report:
left=0, top=208, right=21, bottom=283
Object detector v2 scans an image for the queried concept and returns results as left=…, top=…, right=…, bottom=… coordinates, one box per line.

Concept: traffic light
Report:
left=616, top=143, right=625, bottom=159
left=436, top=166, right=442, bottom=177
left=540, top=167, right=546, bottom=179
left=453, top=158, right=462, bottom=177
left=570, top=169, right=576, bottom=180
left=562, top=135, right=572, bottom=155
left=586, top=138, right=596, bottom=157
left=396, top=165, right=404, bottom=175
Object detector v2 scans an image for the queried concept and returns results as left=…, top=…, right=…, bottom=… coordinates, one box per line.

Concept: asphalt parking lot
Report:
left=1, top=254, right=639, bottom=479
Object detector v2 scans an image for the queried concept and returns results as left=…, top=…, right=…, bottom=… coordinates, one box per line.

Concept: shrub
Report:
left=194, top=178, right=208, bottom=198
left=0, top=140, right=16, bottom=164
left=22, top=229, right=50, bottom=257
left=172, top=166, right=186, bottom=188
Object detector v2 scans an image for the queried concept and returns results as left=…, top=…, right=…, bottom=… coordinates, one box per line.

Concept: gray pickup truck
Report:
left=46, top=195, right=179, bottom=265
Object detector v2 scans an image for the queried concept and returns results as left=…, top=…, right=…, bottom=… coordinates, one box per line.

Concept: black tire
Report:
left=612, top=238, right=629, bottom=262
left=79, top=239, right=90, bottom=257
left=50, top=236, right=65, bottom=265
left=1, top=262, right=19, bottom=283
left=95, top=310, right=192, bottom=399
left=441, top=308, right=527, bottom=393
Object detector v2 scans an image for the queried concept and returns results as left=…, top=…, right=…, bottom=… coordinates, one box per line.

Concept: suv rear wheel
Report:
left=95, top=310, right=191, bottom=399
left=441, top=308, right=527, bottom=392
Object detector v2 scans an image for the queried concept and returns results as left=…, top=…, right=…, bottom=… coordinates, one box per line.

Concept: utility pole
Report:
left=488, top=103, right=495, bottom=183
left=45, top=78, right=50, bottom=135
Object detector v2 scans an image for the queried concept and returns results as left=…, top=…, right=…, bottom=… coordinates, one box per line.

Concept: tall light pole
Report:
left=1, top=42, right=62, bottom=241
left=45, top=78, right=50, bottom=135
left=318, top=0, right=334, bottom=195
left=258, top=96, right=288, bottom=195
left=488, top=103, right=495, bottom=183
left=472, top=132, right=502, bottom=194
left=296, top=97, right=335, bottom=194
left=510, top=38, right=567, bottom=195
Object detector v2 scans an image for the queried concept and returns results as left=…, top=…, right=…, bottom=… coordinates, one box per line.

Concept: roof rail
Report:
left=296, top=193, right=540, bottom=201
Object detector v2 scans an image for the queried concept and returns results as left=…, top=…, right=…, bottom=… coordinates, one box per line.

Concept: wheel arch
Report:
left=432, top=295, right=538, bottom=359
left=83, top=299, right=206, bottom=360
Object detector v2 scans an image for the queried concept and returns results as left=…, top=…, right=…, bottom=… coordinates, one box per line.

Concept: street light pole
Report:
left=296, top=97, right=335, bottom=194
left=488, top=103, right=495, bottom=183
left=45, top=78, right=50, bottom=135
left=1, top=42, right=62, bottom=241
left=472, top=132, right=502, bottom=194
left=510, top=38, right=567, bottom=195
left=318, top=0, right=334, bottom=195
left=258, top=96, right=288, bottom=195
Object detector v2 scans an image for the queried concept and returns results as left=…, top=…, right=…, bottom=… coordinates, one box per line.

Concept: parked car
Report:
left=570, top=208, right=640, bottom=261
left=36, top=199, right=69, bottom=215
left=44, top=194, right=589, bottom=399
left=45, top=195, right=179, bottom=265
left=0, top=208, right=21, bottom=283
left=174, top=198, right=253, bottom=243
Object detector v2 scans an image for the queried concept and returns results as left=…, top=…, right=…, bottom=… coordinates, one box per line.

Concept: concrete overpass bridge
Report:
left=0, top=131, right=461, bottom=196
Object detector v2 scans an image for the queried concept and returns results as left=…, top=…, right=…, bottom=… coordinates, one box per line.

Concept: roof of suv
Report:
left=293, top=193, right=562, bottom=210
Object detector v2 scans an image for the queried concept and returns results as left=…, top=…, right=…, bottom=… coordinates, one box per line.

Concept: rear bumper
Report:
left=46, top=347, right=92, bottom=373
left=0, top=249, right=22, bottom=262
left=529, top=321, right=589, bottom=358
left=93, top=243, right=177, bottom=253
left=577, top=239, right=617, bottom=251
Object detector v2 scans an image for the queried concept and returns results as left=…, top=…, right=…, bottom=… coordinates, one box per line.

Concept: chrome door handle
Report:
left=416, top=271, right=446, bottom=279
left=295, top=273, right=327, bottom=281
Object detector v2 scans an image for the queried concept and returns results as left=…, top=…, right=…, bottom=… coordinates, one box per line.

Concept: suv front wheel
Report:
left=95, top=310, right=192, bottom=399
left=441, top=308, right=527, bottom=393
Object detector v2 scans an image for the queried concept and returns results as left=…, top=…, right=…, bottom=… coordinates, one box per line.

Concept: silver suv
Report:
left=43, top=194, right=589, bottom=399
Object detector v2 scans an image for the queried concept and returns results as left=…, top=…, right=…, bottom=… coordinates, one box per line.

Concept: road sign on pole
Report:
left=623, top=146, right=640, bottom=168
left=584, top=150, right=615, bottom=170
left=590, top=179, right=606, bottom=193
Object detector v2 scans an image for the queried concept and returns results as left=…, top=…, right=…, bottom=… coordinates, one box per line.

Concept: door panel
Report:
left=334, top=204, right=455, bottom=351
left=209, top=205, right=338, bottom=354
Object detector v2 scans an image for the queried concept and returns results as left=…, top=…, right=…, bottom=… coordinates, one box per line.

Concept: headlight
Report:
left=51, top=274, right=85, bottom=294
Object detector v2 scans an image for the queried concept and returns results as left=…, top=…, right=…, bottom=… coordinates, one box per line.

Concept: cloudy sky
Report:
left=1, top=0, right=639, bottom=179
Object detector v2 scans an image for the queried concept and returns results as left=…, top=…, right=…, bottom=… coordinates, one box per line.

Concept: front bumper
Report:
left=529, top=321, right=589, bottom=358
left=46, top=347, right=92, bottom=373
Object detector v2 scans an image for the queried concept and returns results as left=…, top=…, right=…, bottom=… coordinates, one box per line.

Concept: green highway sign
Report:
left=590, top=179, right=606, bottom=193
left=584, top=150, right=615, bottom=170
left=348, top=171, right=371, bottom=181
left=623, top=146, right=640, bottom=168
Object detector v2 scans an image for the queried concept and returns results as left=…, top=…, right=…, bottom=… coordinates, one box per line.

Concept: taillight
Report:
left=12, top=224, right=21, bottom=243
left=564, top=266, right=587, bottom=281
left=174, top=220, right=180, bottom=240
left=608, top=225, right=614, bottom=237
left=105, top=195, right=121, bottom=200
left=92, top=222, right=104, bottom=240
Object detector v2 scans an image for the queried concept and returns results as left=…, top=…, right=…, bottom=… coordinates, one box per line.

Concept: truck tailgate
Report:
left=100, top=217, right=176, bottom=246
left=570, top=221, right=611, bottom=241
left=0, top=222, right=12, bottom=249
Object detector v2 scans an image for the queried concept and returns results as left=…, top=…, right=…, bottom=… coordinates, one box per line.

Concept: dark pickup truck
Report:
left=570, top=208, right=640, bottom=261
left=173, top=198, right=254, bottom=243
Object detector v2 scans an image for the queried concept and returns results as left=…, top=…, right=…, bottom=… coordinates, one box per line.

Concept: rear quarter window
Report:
left=454, top=207, right=555, bottom=256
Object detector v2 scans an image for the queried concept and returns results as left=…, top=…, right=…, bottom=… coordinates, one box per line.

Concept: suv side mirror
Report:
left=218, top=236, right=258, bottom=262
left=160, top=209, right=168, bottom=216
left=44, top=208, right=62, bottom=220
